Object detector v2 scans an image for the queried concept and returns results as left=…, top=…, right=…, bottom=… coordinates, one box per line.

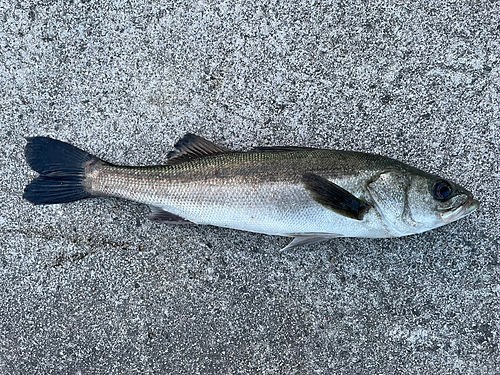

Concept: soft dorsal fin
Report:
left=251, top=146, right=320, bottom=152
left=166, top=134, right=230, bottom=164
left=302, top=173, right=371, bottom=220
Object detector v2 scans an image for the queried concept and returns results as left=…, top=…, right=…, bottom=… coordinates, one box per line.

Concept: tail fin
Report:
left=23, top=137, right=99, bottom=205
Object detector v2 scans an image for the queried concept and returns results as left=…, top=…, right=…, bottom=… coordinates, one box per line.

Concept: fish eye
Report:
left=432, top=180, right=453, bottom=201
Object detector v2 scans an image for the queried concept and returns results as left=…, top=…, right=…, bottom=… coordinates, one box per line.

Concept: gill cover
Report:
left=366, top=170, right=416, bottom=235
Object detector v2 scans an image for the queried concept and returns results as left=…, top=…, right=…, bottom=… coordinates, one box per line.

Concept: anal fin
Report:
left=281, top=236, right=331, bottom=250
left=148, top=206, right=193, bottom=224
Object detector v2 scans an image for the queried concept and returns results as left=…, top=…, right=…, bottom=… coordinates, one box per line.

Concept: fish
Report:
left=23, top=134, right=479, bottom=249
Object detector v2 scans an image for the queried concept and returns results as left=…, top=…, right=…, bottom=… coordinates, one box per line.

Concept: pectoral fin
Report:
left=148, top=206, right=193, bottom=224
left=302, top=173, right=371, bottom=220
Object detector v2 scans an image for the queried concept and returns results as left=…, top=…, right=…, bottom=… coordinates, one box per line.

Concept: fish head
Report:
left=367, top=168, right=479, bottom=236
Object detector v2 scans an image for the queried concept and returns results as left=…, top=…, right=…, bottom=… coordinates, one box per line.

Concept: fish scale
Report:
left=86, top=151, right=382, bottom=237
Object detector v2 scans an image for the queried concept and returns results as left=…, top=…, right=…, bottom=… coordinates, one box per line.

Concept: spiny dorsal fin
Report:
left=166, top=134, right=230, bottom=165
left=302, top=173, right=371, bottom=220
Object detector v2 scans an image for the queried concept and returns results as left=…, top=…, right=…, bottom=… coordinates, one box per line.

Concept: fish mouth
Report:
left=440, top=196, right=480, bottom=224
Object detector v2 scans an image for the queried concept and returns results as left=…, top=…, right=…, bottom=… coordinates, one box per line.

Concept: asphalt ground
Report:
left=1, top=1, right=499, bottom=374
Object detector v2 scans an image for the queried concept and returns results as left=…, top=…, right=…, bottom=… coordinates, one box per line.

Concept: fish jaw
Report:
left=440, top=197, right=480, bottom=224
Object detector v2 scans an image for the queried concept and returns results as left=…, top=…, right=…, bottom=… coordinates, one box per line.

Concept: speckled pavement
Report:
left=1, top=1, right=499, bottom=374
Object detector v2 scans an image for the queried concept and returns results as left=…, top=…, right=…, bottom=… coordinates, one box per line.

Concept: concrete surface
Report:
left=1, top=1, right=499, bottom=374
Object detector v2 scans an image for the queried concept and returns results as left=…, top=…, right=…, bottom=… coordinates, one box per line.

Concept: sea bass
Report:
left=23, top=134, right=479, bottom=249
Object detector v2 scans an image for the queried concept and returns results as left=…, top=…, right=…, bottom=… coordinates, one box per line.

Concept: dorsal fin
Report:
left=251, top=146, right=319, bottom=152
left=166, top=134, right=230, bottom=165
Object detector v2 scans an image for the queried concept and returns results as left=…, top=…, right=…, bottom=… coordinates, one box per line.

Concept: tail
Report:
left=23, top=137, right=100, bottom=205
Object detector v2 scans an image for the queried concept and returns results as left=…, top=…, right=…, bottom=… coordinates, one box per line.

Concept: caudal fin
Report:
left=23, top=137, right=99, bottom=205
